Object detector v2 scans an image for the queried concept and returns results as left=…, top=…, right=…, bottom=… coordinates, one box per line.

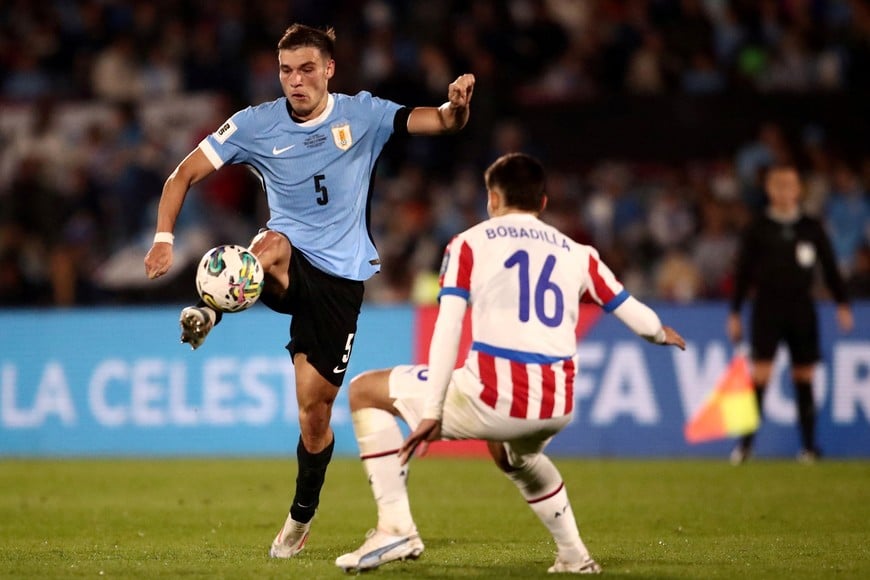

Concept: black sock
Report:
left=795, top=380, right=816, bottom=451
left=740, top=384, right=766, bottom=449
left=290, top=435, right=335, bottom=524
left=196, top=299, right=222, bottom=325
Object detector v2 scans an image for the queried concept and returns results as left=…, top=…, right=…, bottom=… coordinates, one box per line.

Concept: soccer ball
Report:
left=195, top=244, right=264, bottom=312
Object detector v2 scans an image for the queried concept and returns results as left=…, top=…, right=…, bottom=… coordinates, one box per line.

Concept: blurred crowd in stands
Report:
left=1, top=0, right=868, bottom=307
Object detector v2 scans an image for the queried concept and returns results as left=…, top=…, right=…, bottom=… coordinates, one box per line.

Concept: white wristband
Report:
left=153, top=232, right=174, bottom=245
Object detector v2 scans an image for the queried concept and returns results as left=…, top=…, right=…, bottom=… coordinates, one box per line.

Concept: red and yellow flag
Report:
left=684, top=354, right=760, bottom=443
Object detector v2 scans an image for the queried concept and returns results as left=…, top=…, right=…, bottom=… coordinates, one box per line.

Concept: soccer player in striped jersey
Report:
left=143, top=24, right=474, bottom=559
left=336, top=153, right=685, bottom=574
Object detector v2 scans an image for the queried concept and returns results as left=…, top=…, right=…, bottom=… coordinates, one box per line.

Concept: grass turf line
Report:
left=0, top=458, right=868, bottom=579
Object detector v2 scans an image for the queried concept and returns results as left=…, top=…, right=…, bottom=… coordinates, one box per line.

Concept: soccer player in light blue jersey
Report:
left=144, top=23, right=474, bottom=559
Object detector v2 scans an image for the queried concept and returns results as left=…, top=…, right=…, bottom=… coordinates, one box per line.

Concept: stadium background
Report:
left=1, top=0, right=868, bottom=458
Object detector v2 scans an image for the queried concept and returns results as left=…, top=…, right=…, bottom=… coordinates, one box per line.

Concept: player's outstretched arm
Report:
left=612, top=295, right=686, bottom=350
left=406, top=74, right=475, bottom=135
left=398, top=294, right=466, bottom=464
left=660, top=325, right=686, bottom=350
left=144, top=147, right=216, bottom=279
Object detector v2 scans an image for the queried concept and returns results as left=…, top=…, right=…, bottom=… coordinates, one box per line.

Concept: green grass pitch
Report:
left=1, top=457, right=868, bottom=579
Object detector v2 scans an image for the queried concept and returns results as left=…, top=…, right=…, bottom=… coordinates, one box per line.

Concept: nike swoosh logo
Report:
left=272, top=144, right=295, bottom=155
left=333, top=366, right=347, bottom=374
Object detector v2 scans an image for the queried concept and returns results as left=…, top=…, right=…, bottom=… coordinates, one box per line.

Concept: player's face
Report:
left=765, top=168, right=801, bottom=212
left=278, top=47, right=334, bottom=121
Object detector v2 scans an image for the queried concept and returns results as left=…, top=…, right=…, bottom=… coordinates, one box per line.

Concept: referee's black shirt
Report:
left=730, top=213, right=849, bottom=311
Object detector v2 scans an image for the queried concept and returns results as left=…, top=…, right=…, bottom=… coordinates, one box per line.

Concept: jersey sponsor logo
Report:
left=796, top=241, right=816, bottom=267
left=331, top=122, right=353, bottom=151
left=333, top=365, right=347, bottom=374
left=214, top=119, right=237, bottom=144
left=272, top=144, right=295, bottom=155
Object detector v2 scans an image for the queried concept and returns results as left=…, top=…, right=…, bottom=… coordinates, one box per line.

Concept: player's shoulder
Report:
left=797, top=214, right=831, bottom=238
left=457, top=220, right=489, bottom=243
left=234, top=98, right=286, bottom=125
left=335, top=90, right=373, bottom=102
left=334, top=91, right=400, bottom=111
left=749, top=212, right=775, bottom=232
left=573, top=239, right=601, bottom=258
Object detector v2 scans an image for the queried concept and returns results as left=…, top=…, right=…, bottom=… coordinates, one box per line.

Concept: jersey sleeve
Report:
left=198, top=107, right=256, bottom=169
left=357, top=92, right=403, bottom=146
left=437, top=235, right=474, bottom=302
left=392, top=107, right=411, bottom=137
left=813, top=219, right=850, bottom=304
left=579, top=248, right=629, bottom=312
left=730, top=219, right=759, bottom=312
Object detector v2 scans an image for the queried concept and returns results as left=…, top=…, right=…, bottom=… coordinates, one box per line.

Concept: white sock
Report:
left=505, top=452, right=590, bottom=563
left=352, top=408, right=416, bottom=536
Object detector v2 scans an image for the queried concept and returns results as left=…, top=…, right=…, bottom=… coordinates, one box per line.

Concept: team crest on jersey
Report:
left=331, top=123, right=352, bottom=150
left=214, top=119, right=237, bottom=144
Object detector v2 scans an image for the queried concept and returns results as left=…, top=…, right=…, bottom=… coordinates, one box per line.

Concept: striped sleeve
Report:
left=438, top=236, right=474, bottom=301
left=579, top=249, right=628, bottom=312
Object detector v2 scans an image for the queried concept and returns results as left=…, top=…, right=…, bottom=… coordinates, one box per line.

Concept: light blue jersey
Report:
left=199, top=92, right=403, bottom=280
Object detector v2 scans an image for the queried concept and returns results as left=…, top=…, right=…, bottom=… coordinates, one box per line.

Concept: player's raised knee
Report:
left=249, top=230, right=290, bottom=268
left=349, top=369, right=391, bottom=411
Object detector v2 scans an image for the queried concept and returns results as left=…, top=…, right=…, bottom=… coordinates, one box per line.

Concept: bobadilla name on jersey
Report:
left=485, top=226, right=571, bottom=251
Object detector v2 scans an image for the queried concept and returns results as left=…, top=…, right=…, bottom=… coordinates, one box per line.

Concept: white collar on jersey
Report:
left=292, top=93, right=335, bottom=127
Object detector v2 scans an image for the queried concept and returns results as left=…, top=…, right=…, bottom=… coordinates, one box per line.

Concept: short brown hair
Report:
left=484, top=153, right=546, bottom=212
left=277, top=24, right=335, bottom=59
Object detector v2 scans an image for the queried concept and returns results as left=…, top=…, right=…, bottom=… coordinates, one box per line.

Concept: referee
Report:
left=727, top=162, right=854, bottom=464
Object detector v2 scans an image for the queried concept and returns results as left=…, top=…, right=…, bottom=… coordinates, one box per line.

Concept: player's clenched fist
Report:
left=447, top=74, right=475, bottom=109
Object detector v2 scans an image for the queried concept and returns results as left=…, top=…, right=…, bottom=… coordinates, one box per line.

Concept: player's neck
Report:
left=287, top=94, right=331, bottom=123
left=491, top=208, right=538, bottom=218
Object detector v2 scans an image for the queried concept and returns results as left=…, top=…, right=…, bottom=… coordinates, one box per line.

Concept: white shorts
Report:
left=388, top=364, right=573, bottom=460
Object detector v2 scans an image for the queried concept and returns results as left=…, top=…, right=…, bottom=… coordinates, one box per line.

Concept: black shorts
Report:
left=259, top=244, right=364, bottom=387
left=750, top=299, right=819, bottom=365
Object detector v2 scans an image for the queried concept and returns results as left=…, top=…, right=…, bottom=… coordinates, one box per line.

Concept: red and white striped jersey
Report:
left=438, top=212, right=628, bottom=420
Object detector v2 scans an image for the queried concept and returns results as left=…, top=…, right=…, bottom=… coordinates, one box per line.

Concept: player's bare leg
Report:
left=488, top=442, right=601, bottom=574
left=335, top=370, right=423, bottom=571
left=249, top=230, right=291, bottom=291
left=180, top=231, right=290, bottom=350
left=271, top=354, right=339, bottom=558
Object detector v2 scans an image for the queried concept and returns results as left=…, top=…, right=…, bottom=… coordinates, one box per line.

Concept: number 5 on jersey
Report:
left=315, top=174, right=329, bottom=205
left=333, top=332, right=355, bottom=374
